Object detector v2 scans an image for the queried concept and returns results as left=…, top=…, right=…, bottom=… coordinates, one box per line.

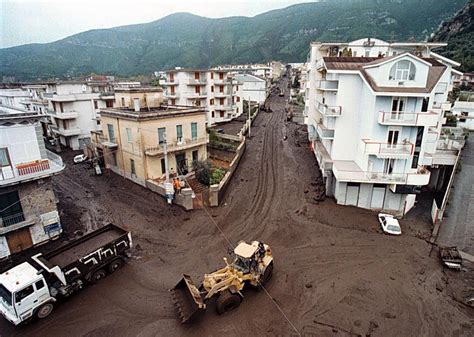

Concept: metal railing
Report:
left=378, top=111, right=438, bottom=126
left=334, top=166, right=430, bottom=184
left=0, top=212, right=26, bottom=227
left=363, top=140, right=414, bottom=157
left=17, top=160, right=50, bottom=176
left=145, top=136, right=209, bottom=156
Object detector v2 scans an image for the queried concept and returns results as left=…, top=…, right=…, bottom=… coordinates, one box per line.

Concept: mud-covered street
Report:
left=1, top=79, right=473, bottom=337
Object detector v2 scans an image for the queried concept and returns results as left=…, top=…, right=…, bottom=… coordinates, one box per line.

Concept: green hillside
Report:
left=0, top=0, right=467, bottom=81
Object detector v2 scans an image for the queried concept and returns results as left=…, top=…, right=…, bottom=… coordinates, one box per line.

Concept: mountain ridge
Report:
left=0, top=0, right=468, bottom=81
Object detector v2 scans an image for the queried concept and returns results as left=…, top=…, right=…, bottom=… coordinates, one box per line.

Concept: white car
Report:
left=377, top=213, right=402, bottom=235
left=73, top=154, right=88, bottom=164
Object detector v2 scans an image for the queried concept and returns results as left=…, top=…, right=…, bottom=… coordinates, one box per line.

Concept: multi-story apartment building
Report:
left=93, top=89, right=208, bottom=187
left=305, top=38, right=460, bottom=215
left=0, top=106, right=64, bottom=258
left=451, top=92, right=474, bottom=130
left=214, top=64, right=272, bottom=79
left=162, top=69, right=243, bottom=125
left=44, top=80, right=115, bottom=150
left=234, top=74, right=268, bottom=104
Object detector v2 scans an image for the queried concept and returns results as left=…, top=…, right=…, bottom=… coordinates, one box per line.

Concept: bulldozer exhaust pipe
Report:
left=170, top=274, right=206, bottom=323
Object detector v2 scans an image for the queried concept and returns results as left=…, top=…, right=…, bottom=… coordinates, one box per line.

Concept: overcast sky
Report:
left=0, top=0, right=317, bottom=48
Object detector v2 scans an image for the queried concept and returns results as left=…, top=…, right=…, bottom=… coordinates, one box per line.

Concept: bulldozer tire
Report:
left=216, top=291, right=242, bottom=315
left=260, top=263, right=273, bottom=287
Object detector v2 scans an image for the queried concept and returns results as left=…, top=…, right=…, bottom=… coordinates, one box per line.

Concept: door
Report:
left=7, top=228, right=33, bottom=254
left=371, top=186, right=386, bottom=209
left=383, top=159, right=395, bottom=175
left=387, top=129, right=399, bottom=149
left=14, top=284, right=37, bottom=318
left=345, top=183, right=360, bottom=206
left=391, top=97, right=406, bottom=120
left=175, top=153, right=188, bottom=175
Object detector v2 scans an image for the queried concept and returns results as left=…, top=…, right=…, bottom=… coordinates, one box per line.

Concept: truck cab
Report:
left=0, top=262, right=53, bottom=325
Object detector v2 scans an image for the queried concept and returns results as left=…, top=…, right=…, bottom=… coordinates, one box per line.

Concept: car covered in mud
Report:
left=378, top=213, right=401, bottom=235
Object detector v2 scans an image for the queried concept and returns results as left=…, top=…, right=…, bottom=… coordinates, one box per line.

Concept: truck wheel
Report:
left=36, top=303, right=54, bottom=319
left=260, top=263, right=273, bottom=287
left=108, top=258, right=124, bottom=273
left=91, top=269, right=107, bottom=283
left=216, top=291, right=242, bottom=315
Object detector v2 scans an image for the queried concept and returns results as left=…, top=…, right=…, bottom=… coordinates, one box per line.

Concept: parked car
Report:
left=73, top=154, right=88, bottom=164
left=377, top=213, right=401, bottom=235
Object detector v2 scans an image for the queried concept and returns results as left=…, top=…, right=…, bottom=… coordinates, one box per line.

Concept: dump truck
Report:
left=0, top=224, right=132, bottom=325
left=170, top=240, right=273, bottom=323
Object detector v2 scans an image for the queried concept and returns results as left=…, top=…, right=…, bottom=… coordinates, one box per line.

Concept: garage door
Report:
left=345, top=184, right=360, bottom=206
left=7, top=228, right=33, bottom=254
left=371, top=187, right=386, bottom=209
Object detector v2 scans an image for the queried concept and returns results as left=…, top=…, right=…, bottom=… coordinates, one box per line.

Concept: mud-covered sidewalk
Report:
left=1, top=79, right=473, bottom=337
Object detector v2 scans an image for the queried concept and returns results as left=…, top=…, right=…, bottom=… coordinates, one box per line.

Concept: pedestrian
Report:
left=174, top=177, right=181, bottom=194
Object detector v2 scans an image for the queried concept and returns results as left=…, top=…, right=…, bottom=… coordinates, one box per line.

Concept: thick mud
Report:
left=1, top=79, right=473, bottom=336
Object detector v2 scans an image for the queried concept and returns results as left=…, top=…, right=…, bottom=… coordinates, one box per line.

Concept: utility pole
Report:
left=248, top=97, right=251, bottom=139
left=163, top=132, right=170, bottom=182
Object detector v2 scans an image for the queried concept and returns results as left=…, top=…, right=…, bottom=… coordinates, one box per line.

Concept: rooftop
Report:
left=114, top=87, right=162, bottom=93
left=100, top=105, right=206, bottom=121
left=0, top=262, right=40, bottom=292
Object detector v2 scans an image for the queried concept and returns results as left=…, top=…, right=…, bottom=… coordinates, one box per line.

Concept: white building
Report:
left=0, top=89, right=30, bottom=109
left=44, top=80, right=115, bottom=150
left=0, top=106, right=64, bottom=258
left=233, top=74, right=268, bottom=104
left=305, top=38, right=459, bottom=215
left=451, top=92, right=474, bottom=130
left=214, top=64, right=272, bottom=79
left=162, top=69, right=243, bottom=125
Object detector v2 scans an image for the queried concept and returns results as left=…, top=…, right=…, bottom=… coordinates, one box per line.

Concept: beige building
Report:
left=93, top=89, right=208, bottom=187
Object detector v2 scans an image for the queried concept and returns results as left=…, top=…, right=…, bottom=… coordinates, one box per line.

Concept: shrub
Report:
left=210, top=167, right=227, bottom=185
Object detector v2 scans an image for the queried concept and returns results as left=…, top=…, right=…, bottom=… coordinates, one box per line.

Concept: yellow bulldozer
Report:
left=170, top=240, right=273, bottom=323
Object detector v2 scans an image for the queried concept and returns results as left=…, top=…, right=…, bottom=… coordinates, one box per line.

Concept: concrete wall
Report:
left=210, top=139, right=246, bottom=207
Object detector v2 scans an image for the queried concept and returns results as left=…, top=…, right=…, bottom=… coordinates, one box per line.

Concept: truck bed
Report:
left=44, top=225, right=127, bottom=268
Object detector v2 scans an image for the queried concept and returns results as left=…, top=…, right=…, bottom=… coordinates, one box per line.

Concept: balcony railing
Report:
left=316, top=101, right=342, bottom=117
left=0, top=212, right=26, bottom=227
left=214, top=104, right=233, bottom=111
left=378, top=111, right=438, bottom=126
left=363, top=140, right=413, bottom=159
left=48, top=110, right=78, bottom=119
left=187, top=78, right=207, bottom=85
left=0, top=150, right=64, bottom=186
left=51, top=125, right=82, bottom=136
left=315, top=80, right=339, bottom=91
left=186, top=92, right=208, bottom=98
left=316, top=122, right=334, bottom=139
left=333, top=165, right=430, bottom=185
left=145, top=136, right=209, bottom=156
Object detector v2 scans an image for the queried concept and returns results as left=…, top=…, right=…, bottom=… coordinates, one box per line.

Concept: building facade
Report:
left=0, top=106, right=64, bottom=258
left=233, top=74, right=268, bottom=104
left=162, top=69, right=243, bottom=125
left=95, top=96, right=207, bottom=187
left=0, top=89, right=30, bottom=109
left=305, top=38, right=459, bottom=215
left=450, top=92, right=474, bottom=130
left=44, top=80, right=115, bottom=150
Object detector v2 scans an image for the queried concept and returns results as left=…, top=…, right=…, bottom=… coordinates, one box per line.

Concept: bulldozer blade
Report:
left=170, top=274, right=206, bottom=323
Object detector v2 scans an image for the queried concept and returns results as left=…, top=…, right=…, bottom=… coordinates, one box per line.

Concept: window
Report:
left=211, top=72, right=214, bottom=79
left=169, top=73, right=174, bottom=82
left=211, top=86, right=214, bottom=93
left=353, top=51, right=357, bottom=57
left=121, top=97, right=126, bottom=107
left=158, top=127, right=166, bottom=145
left=15, top=285, right=34, bottom=303
left=161, top=158, right=166, bottom=174
left=0, top=284, right=12, bottom=307
left=211, top=111, right=215, bottom=118
left=107, top=124, right=115, bottom=142
left=194, top=72, right=200, bottom=80
left=35, top=280, right=45, bottom=290
left=171, top=99, right=176, bottom=105
left=219, top=98, right=225, bottom=105
left=59, top=102, right=64, bottom=112
left=106, top=100, right=114, bottom=108
left=94, top=100, right=98, bottom=109
left=383, top=159, right=395, bottom=174
left=0, top=148, right=11, bottom=167
left=126, top=128, right=132, bottom=142
left=0, top=191, right=24, bottom=226
left=220, top=111, right=224, bottom=118
left=176, top=125, right=183, bottom=142
left=195, top=86, right=200, bottom=94
left=130, top=159, right=136, bottom=175
left=365, top=50, right=370, bottom=57
left=210, top=98, right=214, bottom=105
left=387, top=129, right=399, bottom=148
left=219, top=73, right=224, bottom=80
left=237, top=96, right=240, bottom=102
left=219, top=86, right=224, bottom=93
left=237, top=107, right=239, bottom=114
left=192, top=150, right=198, bottom=163
left=389, top=60, right=416, bottom=81
left=191, top=122, right=198, bottom=140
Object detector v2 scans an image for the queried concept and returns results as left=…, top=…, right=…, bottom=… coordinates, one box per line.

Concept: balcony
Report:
left=214, top=104, right=233, bottom=111
left=145, top=136, right=209, bottom=156
left=313, top=140, right=333, bottom=171
left=49, top=110, right=78, bottom=120
left=165, top=92, right=179, bottom=99
left=100, top=136, right=118, bottom=148
left=315, top=80, right=338, bottom=91
left=43, top=93, right=76, bottom=102
left=378, top=111, right=438, bottom=127
left=51, top=125, right=82, bottom=136
left=213, top=79, right=231, bottom=85
left=316, top=101, right=341, bottom=117
left=0, top=150, right=65, bottom=186
left=315, top=59, right=325, bottom=70
left=363, top=140, right=413, bottom=159
left=186, top=92, right=207, bottom=99
left=316, top=122, right=334, bottom=139
left=187, top=78, right=207, bottom=85
left=162, top=80, right=177, bottom=86
left=332, top=160, right=430, bottom=185
left=213, top=91, right=231, bottom=98
left=0, top=212, right=37, bottom=235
